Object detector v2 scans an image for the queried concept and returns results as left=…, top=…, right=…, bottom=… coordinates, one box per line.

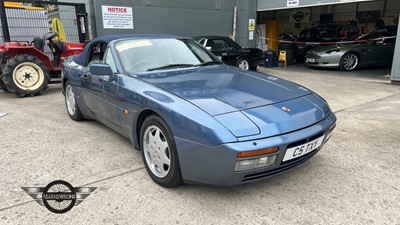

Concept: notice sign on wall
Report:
left=102, top=5, right=133, bottom=29
left=248, top=19, right=255, bottom=31
left=287, top=0, right=299, bottom=7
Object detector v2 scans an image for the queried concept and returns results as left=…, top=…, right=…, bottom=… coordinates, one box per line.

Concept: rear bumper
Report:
left=175, top=112, right=336, bottom=186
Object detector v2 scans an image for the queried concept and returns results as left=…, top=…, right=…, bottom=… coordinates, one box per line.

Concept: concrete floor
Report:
left=0, top=66, right=399, bottom=224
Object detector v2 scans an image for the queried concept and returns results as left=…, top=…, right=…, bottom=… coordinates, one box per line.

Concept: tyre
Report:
left=0, top=53, right=10, bottom=92
left=140, top=115, right=183, bottom=187
left=340, top=52, right=359, bottom=71
left=250, top=66, right=258, bottom=71
left=0, top=79, right=9, bottom=92
left=236, top=58, right=250, bottom=71
left=64, top=80, right=84, bottom=121
left=1, top=54, right=50, bottom=97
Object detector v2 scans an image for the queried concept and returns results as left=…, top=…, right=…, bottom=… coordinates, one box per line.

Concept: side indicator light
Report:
left=237, top=147, right=279, bottom=158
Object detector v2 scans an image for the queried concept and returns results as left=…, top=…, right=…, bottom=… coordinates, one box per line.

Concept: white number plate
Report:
left=283, top=135, right=325, bottom=162
left=306, top=58, right=315, bottom=63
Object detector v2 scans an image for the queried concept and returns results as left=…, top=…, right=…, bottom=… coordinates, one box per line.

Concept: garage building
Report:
left=1, top=0, right=398, bottom=82
left=58, top=0, right=400, bottom=83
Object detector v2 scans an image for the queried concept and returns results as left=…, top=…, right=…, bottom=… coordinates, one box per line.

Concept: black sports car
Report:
left=194, top=36, right=264, bottom=71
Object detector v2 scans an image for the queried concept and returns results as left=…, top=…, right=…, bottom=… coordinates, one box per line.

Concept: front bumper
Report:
left=175, top=112, right=336, bottom=186
left=305, top=53, right=341, bottom=68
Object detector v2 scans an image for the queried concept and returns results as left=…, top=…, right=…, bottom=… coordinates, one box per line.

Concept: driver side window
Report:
left=88, top=43, right=106, bottom=64
left=104, top=47, right=117, bottom=73
left=206, top=39, right=231, bottom=51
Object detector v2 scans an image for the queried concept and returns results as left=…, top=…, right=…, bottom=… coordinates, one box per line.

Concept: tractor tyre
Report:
left=1, top=54, right=50, bottom=97
left=0, top=53, right=10, bottom=92
left=0, top=79, right=9, bottom=92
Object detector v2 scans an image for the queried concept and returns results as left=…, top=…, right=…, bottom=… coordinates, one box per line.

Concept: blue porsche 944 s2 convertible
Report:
left=62, top=34, right=336, bottom=187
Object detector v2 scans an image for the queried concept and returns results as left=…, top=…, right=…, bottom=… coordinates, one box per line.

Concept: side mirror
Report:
left=89, top=63, right=113, bottom=76
left=206, top=46, right=212, bottom=51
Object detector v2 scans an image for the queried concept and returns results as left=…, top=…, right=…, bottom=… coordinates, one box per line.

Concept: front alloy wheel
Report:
left=140, top=115, right=182, bottom=187
left=340, top=53, right=359, bottom=71
left=143, top=125, right=171, bottom=178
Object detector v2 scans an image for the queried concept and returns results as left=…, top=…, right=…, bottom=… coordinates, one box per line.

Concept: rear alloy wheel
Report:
left=237, top=58, right=250, bottom=70
left=340, top=53, right=359, bottom=71
left=65, top=81, right=84, bottom=121
left=1, top=54, right=50, bottom=97
left=140, top=115, right=183, bottom=187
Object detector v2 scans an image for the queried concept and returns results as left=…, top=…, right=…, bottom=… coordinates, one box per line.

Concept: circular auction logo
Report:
left=22, top=180, right=96, bottom=214
left=42, top=180, right=77, bottom=214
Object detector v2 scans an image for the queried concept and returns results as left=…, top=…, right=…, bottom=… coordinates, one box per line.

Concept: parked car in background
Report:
left=194, top=36, right=264, bottom=71
left=299, top=25, right=344, bottom=43
left=306, top=36, right=396, bottom=71
left=296, top=22, right=361, bottom=57
left=62, top=34, right=336, bottom=187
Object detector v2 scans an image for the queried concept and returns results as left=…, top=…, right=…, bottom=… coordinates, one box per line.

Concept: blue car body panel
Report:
left=176, top=112, right=336, bottom=185
left=62, top=34, right=336, bottom=186
left=139, top=66, right=311, bottom=116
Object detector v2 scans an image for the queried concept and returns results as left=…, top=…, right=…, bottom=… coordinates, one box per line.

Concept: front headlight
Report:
left=235, top=155, right=277, bottom=171
left=235, top=154, right=277, bottom=172
left=235, top=147, right=278, bottom=171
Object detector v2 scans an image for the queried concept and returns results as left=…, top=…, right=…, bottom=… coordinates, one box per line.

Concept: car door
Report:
left=370, top=38, right=396, bottom=65
left=80, top=42, right=106, bottom=114
left=360, top=38, right=395, bottom=66
left=204, top=39, right=230, bottom=64
left=100, top=47, right=121, bottom=126
left=209, top=38, right=243, bottom=66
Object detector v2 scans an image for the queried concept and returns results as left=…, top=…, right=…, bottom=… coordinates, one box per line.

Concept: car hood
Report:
left=139, top=65, right=329, bottom=138
left=309, top=44, right=368, bottom=54
left=139, top=65, right=311, bottom=116
left=308, top=45, right=342, bottom=54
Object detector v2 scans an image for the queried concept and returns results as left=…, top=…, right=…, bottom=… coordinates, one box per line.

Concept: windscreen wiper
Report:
left=196, top=61, right=223, bottom=66
left=146, top=64, right=195, bottom=71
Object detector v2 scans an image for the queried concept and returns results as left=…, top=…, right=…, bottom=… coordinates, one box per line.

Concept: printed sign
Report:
left=102, top=5, right=134, bottom=29
left=248, top=19, right=255, bottom=31
left=79, top=16, right=86, bottom=33
left=287, top=0, right=299, bottom=7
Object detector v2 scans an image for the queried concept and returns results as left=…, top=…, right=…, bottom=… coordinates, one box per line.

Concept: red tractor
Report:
left=0, top=32, right=85, bottom=97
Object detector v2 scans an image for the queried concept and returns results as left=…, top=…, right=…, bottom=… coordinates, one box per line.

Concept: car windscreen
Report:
left=115, top=38, right=216, bottom=73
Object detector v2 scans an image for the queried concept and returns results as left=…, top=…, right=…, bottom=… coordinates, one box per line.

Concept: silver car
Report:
left=306, top=37, right=395, bottom=71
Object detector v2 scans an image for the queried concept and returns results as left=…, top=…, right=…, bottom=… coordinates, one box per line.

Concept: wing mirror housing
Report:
left=206, top=46, right=212, bottom=51
left=89, top=63, right=113, bottom=76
